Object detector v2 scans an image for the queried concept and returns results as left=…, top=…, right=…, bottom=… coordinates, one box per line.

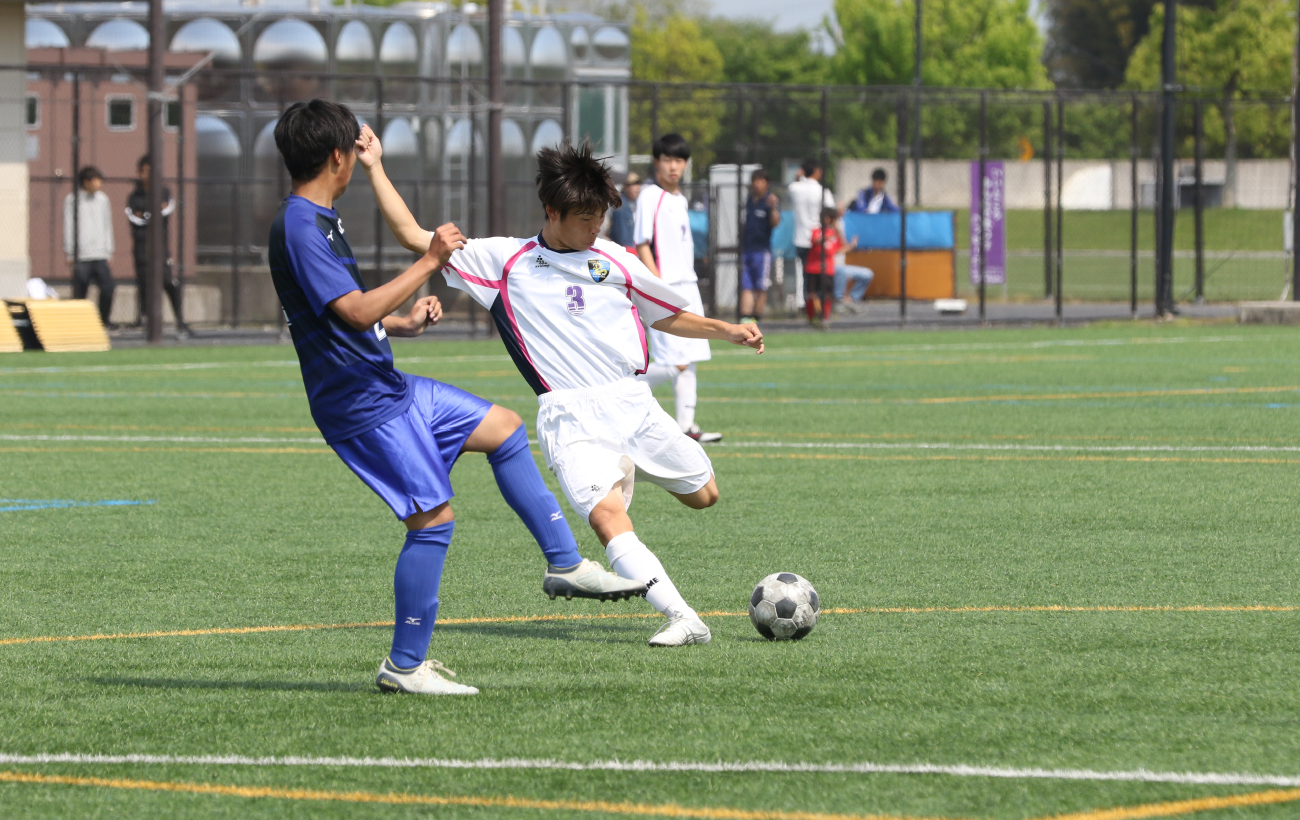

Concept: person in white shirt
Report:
left=363, top=137, right=764, bottom=647
left=787, top=159, right=837, bottom=271
left=63, top=166, right=117, bottom=325
left=633, top=134, right=721, bottom=444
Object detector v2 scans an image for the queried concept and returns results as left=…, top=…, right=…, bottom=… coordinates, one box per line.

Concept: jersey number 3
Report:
left=565, top=285, right=585, bottom=317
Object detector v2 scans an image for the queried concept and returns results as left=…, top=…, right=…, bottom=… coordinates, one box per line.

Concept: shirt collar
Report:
left=536, top=232, right=582, bottom=254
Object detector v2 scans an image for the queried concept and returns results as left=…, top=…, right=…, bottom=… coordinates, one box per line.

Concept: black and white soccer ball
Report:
left=749, top=572, right=820, bottom=640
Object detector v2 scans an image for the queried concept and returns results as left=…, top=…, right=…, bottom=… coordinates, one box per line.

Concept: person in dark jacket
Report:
left=605, top=171, right=641, bottom=248
left=846, top=167, right=899, bottom=214
left=127, top=155, right=189, bottom=335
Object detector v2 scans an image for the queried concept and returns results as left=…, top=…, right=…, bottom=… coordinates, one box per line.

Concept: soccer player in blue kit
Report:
left=268, top=100, right=644, bottom=695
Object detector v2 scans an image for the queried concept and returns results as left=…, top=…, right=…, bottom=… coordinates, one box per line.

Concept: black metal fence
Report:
left=18, top=63, right=1298, bottom=326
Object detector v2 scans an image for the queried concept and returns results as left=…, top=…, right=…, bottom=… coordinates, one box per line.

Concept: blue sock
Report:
left=389, top=522, right=453, bottom=670
left=487, top=425, right=583, bottom=569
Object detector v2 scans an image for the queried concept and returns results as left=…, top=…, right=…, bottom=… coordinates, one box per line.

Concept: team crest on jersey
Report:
left=587, top=259, right=611, bottom=283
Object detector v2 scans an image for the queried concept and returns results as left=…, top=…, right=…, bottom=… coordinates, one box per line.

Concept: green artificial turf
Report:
left=2, top=323, right=1300, bottom=819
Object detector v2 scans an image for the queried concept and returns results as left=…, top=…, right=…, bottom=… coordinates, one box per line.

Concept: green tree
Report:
left=629, top=6, right=726, bottom=166
left=1125, top=0, right=1292, bottom=202
left=698, top=18, right=831, bottom=85
left=1043, top=0, right=1159, bottom=88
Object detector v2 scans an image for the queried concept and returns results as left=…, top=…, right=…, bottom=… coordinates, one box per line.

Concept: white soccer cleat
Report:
left=375, top=657, right=479, bottom=695
left=648, top=614, right=712, bottom=647
left=684, top=425, right=723, bottom=444
left=544, top=558, right=647, bottom=601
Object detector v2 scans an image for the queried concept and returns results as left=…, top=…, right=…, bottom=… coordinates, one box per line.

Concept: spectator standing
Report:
left=63, top=166, right=116, bottom=326
left=634, top=133, right=723, bottom=443
left=787, top=159, right=836, bottom=285
left=127, top=155, right=189, bottom=336
left=739, top=169, right=779, bottom=324
left=846, top=167, right=898, bottom=214
left=606, top=171, right=641, bottom=249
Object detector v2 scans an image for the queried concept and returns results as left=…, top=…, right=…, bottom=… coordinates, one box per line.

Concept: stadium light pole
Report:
left=1157, top=0, right=1177, bottom=317
left=146, top=0, right=165, bottom=343
left=487, top=0, right=505, bottom=237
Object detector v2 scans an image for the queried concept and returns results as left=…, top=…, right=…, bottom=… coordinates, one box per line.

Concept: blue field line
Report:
left=0, top=499, right=156, bottom=513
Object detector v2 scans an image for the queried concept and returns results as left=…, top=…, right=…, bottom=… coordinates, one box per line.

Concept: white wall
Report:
left=0, top=1, right=29, bottom=299
left=837, top=158, right=1291, bottom=211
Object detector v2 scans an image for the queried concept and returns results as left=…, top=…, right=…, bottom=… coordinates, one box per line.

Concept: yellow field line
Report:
left=2, top=605, right=1292, bottom=647
left=1032, top=787, right=1300, bottom=820
left=0, top=770, right=945, bottom=820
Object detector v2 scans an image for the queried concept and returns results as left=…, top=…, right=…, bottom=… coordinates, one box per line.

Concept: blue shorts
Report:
left=740, top=252, right=771, bottom=292
left=331, top=375, right=492, bottom=520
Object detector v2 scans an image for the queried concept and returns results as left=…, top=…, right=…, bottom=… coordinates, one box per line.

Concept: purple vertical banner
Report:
left=969, top=161, right=1006, bottom=285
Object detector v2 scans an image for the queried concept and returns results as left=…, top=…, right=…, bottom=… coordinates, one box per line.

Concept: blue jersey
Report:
left=742, top=196, right=776, bottom=253
left=269, top=195, right=412, bottom=444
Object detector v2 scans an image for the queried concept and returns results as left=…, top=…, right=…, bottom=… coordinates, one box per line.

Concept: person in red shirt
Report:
left=805, top=207, right=855, bottom=326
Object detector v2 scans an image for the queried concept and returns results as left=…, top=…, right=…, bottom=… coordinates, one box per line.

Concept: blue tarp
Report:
left=842, top=211, right=955, bottom=250
left=688, top=209, right=709, bottom=259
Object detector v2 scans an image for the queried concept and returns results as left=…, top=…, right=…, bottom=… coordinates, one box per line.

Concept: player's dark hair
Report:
left=751, top=169, right=769, bottom=183
left=274, top=99, right=361, bottom=182
left=871, top=167, right=887, bottom=181
left=820, top=206, right=838, bottom=222
left=653, top=133, right=691, bottom=160
left=137, top=154, right=152, bottom=171
left=77, top=166, right=103, bottom=186
left=801, top=159, right=820, bottom=177
left=535, top=141, right=622, bottom=218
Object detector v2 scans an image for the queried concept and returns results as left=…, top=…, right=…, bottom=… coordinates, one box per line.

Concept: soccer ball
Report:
left=749, top=572, right=820, bottom=640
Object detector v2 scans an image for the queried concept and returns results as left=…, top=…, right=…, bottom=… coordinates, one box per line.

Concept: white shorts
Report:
left=649, top=280, right=712, bottom=366
left=536, top=378, right=715, bottom=523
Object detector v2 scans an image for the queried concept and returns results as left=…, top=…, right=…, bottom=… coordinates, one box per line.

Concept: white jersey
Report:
left=633, top=183, right=697, bottom=284
left=444, top=235, right=689, bottom=394
left=787, top=177, right=836, bottom=249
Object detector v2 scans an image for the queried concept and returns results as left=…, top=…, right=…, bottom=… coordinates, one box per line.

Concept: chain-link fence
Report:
left=18, top=62, right=1298, bottom=326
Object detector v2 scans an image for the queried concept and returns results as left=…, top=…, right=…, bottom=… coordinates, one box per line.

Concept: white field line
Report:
left=0, top=434, right=325, bottom=445
left=719, top=441, right=1300, bottom=455
left=3, top=753, right=1299, bottom=788
left=714, top=334, right=1255, bottom=357
left=0, top=354, right=511, bottom=377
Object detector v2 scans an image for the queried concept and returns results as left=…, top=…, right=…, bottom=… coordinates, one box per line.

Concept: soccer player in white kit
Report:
left=364, top=142, right=765, bottom=646
left=634, top=134, right=722, bottom=443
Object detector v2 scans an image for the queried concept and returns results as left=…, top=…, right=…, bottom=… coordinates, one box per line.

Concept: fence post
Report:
left=978, top=90, right=987, bottom=324
left=1157, top=0, right=1178, bottom=317
left=819, top=86, right=830, bottom=296
left=1194, top=98, right=1205, bottom=303
left=1130, top=94, right=1139, bottom=318
left=467, top=80, right=478, bottom=337
left=176, top=87, right=186, bottom=325
left=374, top=76, right=385, bottom=285
left=651, top=83, right=660, bottom=145
left=146, top=0, right=166, bottom=342
left=1042, top=99, right=1051, bottom=299
left=1055, top=96, right=1064, bottom=324
left=1294, top=16, right=1300, bottom=301
left=230, top=182, right=240, bottom=327
left=71, top=72, right=80, bottom=271
left=897, top=94, right=909, bottom=320
left=735, top=86, right=745, bottom=320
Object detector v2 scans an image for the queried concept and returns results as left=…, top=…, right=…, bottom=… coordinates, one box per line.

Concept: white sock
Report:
left=639, top=363, right=676, bottom=389
left=673, top=364, right=697, bottom=431
left=605, top=531, right=696, bottom=618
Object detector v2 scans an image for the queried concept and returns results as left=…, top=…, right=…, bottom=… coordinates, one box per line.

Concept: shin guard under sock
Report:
left=390, top=522, right=453, bottom=669
left=487, top=425, right=582, bottom=568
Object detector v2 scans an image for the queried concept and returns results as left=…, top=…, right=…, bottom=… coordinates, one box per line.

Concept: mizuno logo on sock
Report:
left=404, top=617, right=421, bottom=625
left=550, top=511, right=563, bottom=521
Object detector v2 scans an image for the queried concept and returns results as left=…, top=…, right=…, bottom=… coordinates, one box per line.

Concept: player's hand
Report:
left=766, top=193, right=778, bottom=209
left=403, top=295, right=441, bottom=335
left=727, top=322, right=764, bottom=354
left=355, top=124, right=383, bottom=171
left=425, top=223, right=466, bottom=268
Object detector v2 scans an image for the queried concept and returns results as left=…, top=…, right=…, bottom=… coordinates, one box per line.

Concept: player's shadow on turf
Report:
left=89, top=676, right=371, bottom=693
left=442, top=622, right=648, bottom=643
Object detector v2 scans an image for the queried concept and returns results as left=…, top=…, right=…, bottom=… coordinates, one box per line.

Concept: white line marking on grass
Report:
left=719, top=441, right=1300, bottom=455
left=0, top=354, right=510, bottom=377
left=0, top=434, right=325, bottom=445
left=714, top=334, right=1255, bottom=357
left=5, top=753, right=1300, bottom=787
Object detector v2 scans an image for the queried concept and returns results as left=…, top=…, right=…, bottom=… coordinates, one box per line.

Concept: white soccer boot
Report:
left=684, top=424, right=723, bottom=444
left=375, top=657, right=479, bottom=695
left=544, top=558, right=647, bottom=601
left=648, top=614, right=712, bottom=647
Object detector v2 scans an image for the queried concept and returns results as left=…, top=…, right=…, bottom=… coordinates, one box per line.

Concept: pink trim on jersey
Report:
left=500, top=241, right=551, bottom=392
left=594, top=246, right=682, bottom=316
left=651, top=190, right=667, bottom=277
left=630, top=305, right=649, bottom=374
left=445, top=263, right=501, bottom=290
left=627, top=285, right=682, bottom=314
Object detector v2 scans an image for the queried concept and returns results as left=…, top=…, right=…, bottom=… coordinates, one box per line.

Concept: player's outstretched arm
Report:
left=650, top=312, right=764, bottom=354
left=328, top=223, right=465, bottom=331
left=355, top=124, right=435, bottom=255
left=383, top=294, right=443, bottom=337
